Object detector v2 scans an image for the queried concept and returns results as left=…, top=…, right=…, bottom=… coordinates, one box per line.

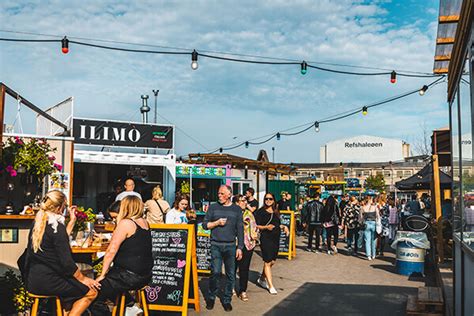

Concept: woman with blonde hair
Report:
left=26, top=190, right=100, bottom=315
left=95, top=195, right=153, bottom=303
left=145, top=185, right=170, bottom=224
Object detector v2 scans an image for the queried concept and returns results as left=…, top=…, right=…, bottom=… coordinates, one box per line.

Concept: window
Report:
left=396, top=170, right=404, bottom=178
left=403, top=170, right=412, bottom=177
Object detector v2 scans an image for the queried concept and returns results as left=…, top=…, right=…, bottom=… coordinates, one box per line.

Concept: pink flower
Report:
left=48, top=156, right=56, bottom=161
left=14, top=136, right=23, bottom=145
left=54, top=163, right=63, bottom=171
left=6, top=165, right=14, bottom=172
left=10, top=170, right=17, bottom=177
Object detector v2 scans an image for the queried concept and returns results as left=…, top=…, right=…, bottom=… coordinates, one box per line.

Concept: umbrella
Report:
left=395, top=162, right=452, bottom=190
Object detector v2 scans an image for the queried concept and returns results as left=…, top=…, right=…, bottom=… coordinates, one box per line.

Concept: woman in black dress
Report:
left=254, top=193, right=289, bottom=295
left=95, top=195, right=153, bottom=303
left=26, top=190, right=101, bottom=315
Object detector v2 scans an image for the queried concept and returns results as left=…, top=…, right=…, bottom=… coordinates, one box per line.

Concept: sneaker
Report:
left=232, top=289, right=237, bottom=296
left=125, top=306, right=143, bottom=315
left=257, top=277, right=268, bottom=289
left=206, top=299, right=215, bottom=310
left=305, top=248, right=312, bottom=252
left=239, top=292, right=249, bottom=302
left=372, top=256, right=376, bottom=260
left=332, top=246, right=338, bottom=254
left=367, top=257, right=372, bottom=261
left=222, top=303, right=233, bottom=312
left=269, top=287, right=278, bottom=295
left=327, top=250, right=332, bottom=255
left=314, top=249, right=320, bottom=254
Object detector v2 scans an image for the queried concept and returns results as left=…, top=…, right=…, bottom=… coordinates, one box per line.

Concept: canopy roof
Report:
left=395, top=162, right=452, bottom=190
left=433, top=0, right=462, bottom=74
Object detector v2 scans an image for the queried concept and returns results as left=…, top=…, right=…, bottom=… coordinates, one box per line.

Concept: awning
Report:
left=395, top=162, right=452, bottom=190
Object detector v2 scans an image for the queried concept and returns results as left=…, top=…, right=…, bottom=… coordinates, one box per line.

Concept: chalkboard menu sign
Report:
left=278, top=211, right=296, bottom=260
left=146, top=224, right=200, bottom=315
left=196, top=233, right=211, bottom=273
left=278, top=213, right=291, bottom=253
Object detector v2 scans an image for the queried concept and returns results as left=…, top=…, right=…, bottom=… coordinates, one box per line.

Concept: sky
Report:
left=0, top=0, right=451, bottom=163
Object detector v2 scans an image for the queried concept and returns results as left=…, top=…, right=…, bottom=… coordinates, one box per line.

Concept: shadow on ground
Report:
left=263, top=282, right=414, bottom=316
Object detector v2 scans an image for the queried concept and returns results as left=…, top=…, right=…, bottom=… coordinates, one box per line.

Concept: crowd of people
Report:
left=301, top=192, right=431, bottom=260
left=19, top=178, right=435, bottom=314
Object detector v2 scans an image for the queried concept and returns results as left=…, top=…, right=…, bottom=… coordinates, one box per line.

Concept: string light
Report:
left=245, top=141, right=249, bottom=148
left=300, top=61, right=307, bottom=75
left=419, top=85, right=428, bottom=96
left=314, top=121, right=320, bottom=132
left=219, top=147, right=223, bottom=153
left=191, top=50, right=198, bottom=70
left=390, top=71, right=396, bottom=83
left=362, top=106, right=368, bottom=115
left=276, top=132, right=281, bottom=141
left=61, top=36, right=69, bottom=54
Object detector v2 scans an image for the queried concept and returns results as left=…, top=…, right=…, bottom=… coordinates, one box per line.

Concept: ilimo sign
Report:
left=73, top=118, right=173, bottom=149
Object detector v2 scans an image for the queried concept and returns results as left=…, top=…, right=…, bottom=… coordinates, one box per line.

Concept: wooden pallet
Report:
left=406, top=287, right=444, bottom=316
left=417, top=287, right=444, bottom=313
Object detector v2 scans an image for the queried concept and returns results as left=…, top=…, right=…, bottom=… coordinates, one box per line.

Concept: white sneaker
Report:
left=332, top=246, right=338, bottom=254
left=125, top=305, right=143, bottom=316
left=269, top=287, right=278, bottom=295
left=367, top=257, right=372, bottom=261
left=257, top=277, right=268, bottom=289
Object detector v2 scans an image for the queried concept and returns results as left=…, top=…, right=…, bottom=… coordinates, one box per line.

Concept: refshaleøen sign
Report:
left=73, top=118, right=173, bottom=149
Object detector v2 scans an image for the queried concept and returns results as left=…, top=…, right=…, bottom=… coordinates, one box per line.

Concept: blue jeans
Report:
left=209, top=243, right=236, bottom=304
left=364, top=221, right=377, bottom=258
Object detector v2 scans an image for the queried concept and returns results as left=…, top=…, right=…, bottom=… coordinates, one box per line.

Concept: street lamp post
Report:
left=140, top=95, right=150, bottom=154
left=152, top=89, right=159, bottom=124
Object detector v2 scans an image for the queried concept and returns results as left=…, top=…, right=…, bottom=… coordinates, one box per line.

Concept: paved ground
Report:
left=179, top=236, right=426, bottom=316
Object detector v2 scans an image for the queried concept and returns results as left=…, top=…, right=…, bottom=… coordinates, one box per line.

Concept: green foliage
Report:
left=364, top=174, right=386, bottom=192
left=0, top=269, right=33, bottom=313
left=1, top=136, right=62, bottom=181
left=180, top=181, right=191, bottom=194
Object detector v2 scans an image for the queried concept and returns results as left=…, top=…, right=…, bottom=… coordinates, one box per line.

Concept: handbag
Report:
left=376, top=217, right=382, bottom=234
left=256, top=212, right=274, bottom=242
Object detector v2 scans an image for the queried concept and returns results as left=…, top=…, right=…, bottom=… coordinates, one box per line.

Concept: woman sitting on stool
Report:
left=95, top=195, right=153, bottom=304
left=26, top=190, right=101, bottom=316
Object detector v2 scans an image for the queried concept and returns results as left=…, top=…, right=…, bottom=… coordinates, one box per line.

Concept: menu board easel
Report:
left=146, top=224, right=200, bottom=315
left=278, top=211, right=296, bottom=260
left=196, top=231, right=211, bottom=274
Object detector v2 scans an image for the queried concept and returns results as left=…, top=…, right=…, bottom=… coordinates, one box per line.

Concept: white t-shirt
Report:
left=165, top=208, right=188, bottom=224
left=115, top=191, right=142, bottom=201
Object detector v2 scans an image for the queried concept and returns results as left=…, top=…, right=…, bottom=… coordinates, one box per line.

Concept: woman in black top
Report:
left=96, top=195, right=153, bottom=301
left=26, top=190, right=100, bottom=315
left=254, top=193, right=289, bottom=295
left=322, top=195, right=340, bottom=255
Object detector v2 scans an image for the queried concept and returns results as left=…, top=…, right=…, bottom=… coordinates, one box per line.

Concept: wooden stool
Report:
left=112, top=287, right=149, bottom=316
left=29, top=294, right=63, bottom=316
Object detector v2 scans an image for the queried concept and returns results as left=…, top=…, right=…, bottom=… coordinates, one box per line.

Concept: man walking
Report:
left=245, top=187, right=259, bottom=212
left=303, top=193, right=324, bottom=253
left=203, top=185, right=244, bottom=312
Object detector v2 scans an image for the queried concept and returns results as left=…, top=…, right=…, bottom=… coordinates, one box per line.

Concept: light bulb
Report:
left=314, top=121, right=320, bottom=132
left=419, top=85, right=428, bottom=96
left=191, top=50, right=198, bottom=70
left=362, top=106, right=368, bottom=115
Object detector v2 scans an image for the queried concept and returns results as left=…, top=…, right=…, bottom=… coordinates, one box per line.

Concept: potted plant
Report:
left=0, top=269, right=33, bottom=315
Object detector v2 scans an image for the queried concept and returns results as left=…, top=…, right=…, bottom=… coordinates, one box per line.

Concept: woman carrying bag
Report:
left=360, top=196, right=380, bottom=261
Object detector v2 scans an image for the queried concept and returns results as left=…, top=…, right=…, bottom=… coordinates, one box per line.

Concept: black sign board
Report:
left=278, top=212, right=291, bottom=254
left=145, top=224, right=200, bottom=314
left=73, top=118, right=173, bottom=149
left=196, top=233, right=211, bottom=273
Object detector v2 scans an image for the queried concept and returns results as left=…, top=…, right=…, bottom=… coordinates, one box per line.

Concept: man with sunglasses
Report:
left=203, top=185, right=244, bottom=312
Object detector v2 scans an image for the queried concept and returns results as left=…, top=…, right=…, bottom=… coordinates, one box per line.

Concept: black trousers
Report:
left=326, top=225, right=338, bottom=247
left=236, top=247, right=254, bottom=293
left=307, top=224, right=322, bottom=250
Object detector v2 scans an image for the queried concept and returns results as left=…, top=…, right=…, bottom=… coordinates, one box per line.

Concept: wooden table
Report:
left=0, top=214, right=36, bottom=220
left=71, top=245, right=108, bottom=254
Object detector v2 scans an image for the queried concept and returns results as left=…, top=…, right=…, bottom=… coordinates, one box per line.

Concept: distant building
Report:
left=320, top=135, right=411, bottom=163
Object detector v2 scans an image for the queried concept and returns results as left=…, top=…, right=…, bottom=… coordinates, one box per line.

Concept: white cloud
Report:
left=0, top=0, right=447, bottom=162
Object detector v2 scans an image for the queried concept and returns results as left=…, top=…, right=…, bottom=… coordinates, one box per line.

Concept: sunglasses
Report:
left=264, top=198, right=274, bottom=201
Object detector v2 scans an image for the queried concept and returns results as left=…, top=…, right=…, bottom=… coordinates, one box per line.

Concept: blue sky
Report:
left=0, top=0, right=449, bottom=163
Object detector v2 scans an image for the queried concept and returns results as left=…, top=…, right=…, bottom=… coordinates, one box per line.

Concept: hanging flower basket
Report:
left=0, top=137, right=62, bottom=183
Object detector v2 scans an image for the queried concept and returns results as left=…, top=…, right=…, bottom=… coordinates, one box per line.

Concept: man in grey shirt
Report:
left=202, top=185, right=243, bottom=312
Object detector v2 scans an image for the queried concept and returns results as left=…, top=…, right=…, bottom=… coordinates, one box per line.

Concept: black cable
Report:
left=0, top=37, right=58, bottom=42
left=69, top=40, right=190, bottom=55
left=198, top=52, right=299, bottom=65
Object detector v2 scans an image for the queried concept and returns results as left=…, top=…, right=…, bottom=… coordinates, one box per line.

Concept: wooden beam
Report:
left=432, top=154, right=444, bottom=263
left=438, top=15, right=460, bottom=23
left=434, top=54, right=451, bottom=61
left=433, top=68, right=449, bottom=74
left=0, top=84, right=5, bottom=156
left=436, top=37, right=455, bottom=44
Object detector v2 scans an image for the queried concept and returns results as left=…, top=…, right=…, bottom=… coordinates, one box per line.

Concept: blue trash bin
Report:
left=395, top=241, right=425, bottom=275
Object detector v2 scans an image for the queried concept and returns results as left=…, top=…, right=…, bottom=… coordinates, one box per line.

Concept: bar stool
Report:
left=112, top=287, right=149, bottom=316
left=29, top=294, right=63, bottom=316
